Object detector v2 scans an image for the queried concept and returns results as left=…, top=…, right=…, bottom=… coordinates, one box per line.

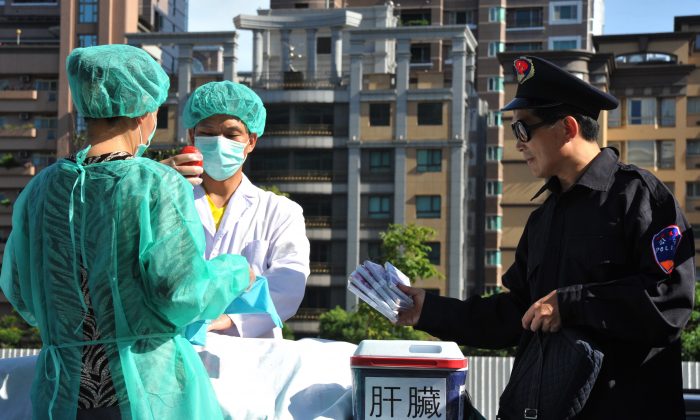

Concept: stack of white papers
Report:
left=347, top=261, right=414, bottom=323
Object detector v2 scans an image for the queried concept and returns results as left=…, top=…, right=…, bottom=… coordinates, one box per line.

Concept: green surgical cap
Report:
left=66, top=44, right=170, bottom=119
left=183, top=81, right=267, bottom=137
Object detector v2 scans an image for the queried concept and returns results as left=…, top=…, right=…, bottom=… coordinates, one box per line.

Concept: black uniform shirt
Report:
left=416, top=148, right=695, bottom=419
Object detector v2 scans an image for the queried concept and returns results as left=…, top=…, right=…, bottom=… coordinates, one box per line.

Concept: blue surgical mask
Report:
left=135, top=114, right=157, bottom=157
left=195, top=135, right=248, bottom=181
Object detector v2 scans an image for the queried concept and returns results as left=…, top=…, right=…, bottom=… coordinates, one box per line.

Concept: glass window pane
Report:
left=688, top=97, right=700, bottom=115
left=627, top=141, right=654, bottom=167
left=660, top=98, right=675, bottom=127
left=417, top=103, right=442, bottom=125
left=657, top=141, right=674, bottom=169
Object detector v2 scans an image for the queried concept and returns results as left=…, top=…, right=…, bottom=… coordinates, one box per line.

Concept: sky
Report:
left=188, top=0, right=700, bottom=71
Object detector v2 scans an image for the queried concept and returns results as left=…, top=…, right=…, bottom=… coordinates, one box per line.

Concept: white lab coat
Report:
left=194, top=175, right=310, bottom=338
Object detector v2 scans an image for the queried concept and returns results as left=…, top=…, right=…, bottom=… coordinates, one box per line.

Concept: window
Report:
left=369, top=103, right=390, bottom=126
left=75, top=113, right=87, bottom=134
left=487, top=111, right=502, bottom=127
left=626, top=140, right=674, bottom=169
left=696, top=34, right=700, bottom=52
left=486, top=180, right=502, bottom=196
left=506, top=8, right=543, bottom=28
left=688, top=140, right=700, bottom=156
left=34, top=117, right=57, bottom=129
left=627, top=98, right=656, bottom=125
left=12, top=0, right=57, bottom=3
left=401, top=10, right=431, bottom=26
left=78, top=34, right=97, bottom=48
left=426, top=242, right=440, bottom=265
left=549, top=1, right=581, bottom=24
left=369, top=150, right=391, bottom=172
left=487, top=77, right=504, bottom=92
left=35, top=80, right=57, bottom=91
left=416, top=195, right=441, bottom=218
left=505, top=42, right=542, bottom=52
left=486, top=215, right=502, bottom=231
left=687, top=182, right=700, bottom=198
left=486, top=146, right=503, bottom=162
left=489, top=7, right=505, bottom=23
left=78, top=0, right=98, bottom=23
left=488, top=42, right=504, bottom=57
left=294, top=3, right=309, bottom=8
left=549, top=36, right=580, bottom=50
left=156, top=106, right=168, bottom=129
left=417, top=149, right=441, bottom=172
left=607, top=106, right=621, bottom=128
left=366, top=241, right=382, bottom=262
left=486, top=250, right=502, bottom=266
left=688, top=97, right=700, bottom=115
left=615, top=52, right=677, bottom=64
left=659, top=98, right=675, bottom=127
left=317, top=37, right=331, bottom=54
left=446, top=10, right=476, bottom=26
left=417, top=102, right=442, bottom=125
left=410, top=43, right=431, bottom=64
left=368, top=196, right=391, bottom=219
left=310, top=241, right=330, bottom=263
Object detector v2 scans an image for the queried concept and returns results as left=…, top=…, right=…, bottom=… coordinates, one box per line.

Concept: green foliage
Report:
left=0, top=311, right=41, bottom=348
left=259, top=185, right=290, bottom=198
left=0, top=153, right=20, bottom=169
left=682, top=281, right=700, bottom=361
left=282, top=322, right=295, bottom=340
left=380, top=223, right=443, bottom=281
left=319, top=304, right=433, bottom=344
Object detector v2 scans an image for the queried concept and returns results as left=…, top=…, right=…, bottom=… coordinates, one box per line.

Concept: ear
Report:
left=561, top=116, right=579, bottom=141
left=246, top=133, right=258, bottom=155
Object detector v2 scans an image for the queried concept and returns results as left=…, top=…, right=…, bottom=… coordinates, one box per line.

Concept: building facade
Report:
left=235, top=6, right=480, bottom=335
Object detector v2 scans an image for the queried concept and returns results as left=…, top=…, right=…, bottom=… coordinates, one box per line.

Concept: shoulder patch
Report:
left=652, top=225, right=682, bottom=274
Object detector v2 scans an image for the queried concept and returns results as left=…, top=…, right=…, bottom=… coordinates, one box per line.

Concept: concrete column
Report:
left=345, top=146, right=361, bottom=310
left=330, top=26, right=343, bottom=82
left=393, top=147, right=406, bottom=225
left=281, top=29, right=291, bottom=72
left=306, top=28, right=317, bottom=81
left=348, top=38, right=364, bottom=143
left=448, top=35, right=469, bottom=300
left=263, top=30, right=271, bottom=80
left=451, top=35, right=467, bottom=142
left=253, top=30, right=263, bottom=83
left=223, top=39, right=237, bottom=82
left=394, top=39, right=410, bottom=142
left=177, top=43, right=193, bottom=145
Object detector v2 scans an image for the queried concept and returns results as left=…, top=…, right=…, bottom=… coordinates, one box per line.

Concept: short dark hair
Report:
left=532, top=106, right=599, bottom=143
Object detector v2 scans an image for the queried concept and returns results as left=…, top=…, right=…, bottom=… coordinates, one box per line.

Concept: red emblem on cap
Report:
left=514, top=57, right=535, bottom=84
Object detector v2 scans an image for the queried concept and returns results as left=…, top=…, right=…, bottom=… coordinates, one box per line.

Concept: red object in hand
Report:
left=180, top=145, right=203, bottom=167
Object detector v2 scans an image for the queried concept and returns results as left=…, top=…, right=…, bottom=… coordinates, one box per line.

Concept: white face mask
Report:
left=195, top=135, right=248, bottom=181
left=135, top=113, right=157, bottom=157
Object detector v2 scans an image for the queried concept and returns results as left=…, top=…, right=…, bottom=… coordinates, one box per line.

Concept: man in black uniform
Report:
left=397, top=56, right=695, bottom=419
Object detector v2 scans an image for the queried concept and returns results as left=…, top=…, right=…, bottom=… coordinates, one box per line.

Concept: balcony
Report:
left=251, top=72, right=348, bottom=90
left=0, top=90, right=37, bottom=100
left=249, top=170, right=346, bottom=183
left=309, top=262, right=346, bottom=275
left=0, top=127, right=36, bottom=138
left=265, top=124, right=334, bottom=137
left=363, top=74, right=394, bottom=90
left=290, top=307, right=329, bottom=322
left=306, top=215, right=332, bottom=228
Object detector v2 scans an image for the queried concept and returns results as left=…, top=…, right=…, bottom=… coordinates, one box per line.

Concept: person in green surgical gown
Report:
left=0, top=44, right=253, bottom=420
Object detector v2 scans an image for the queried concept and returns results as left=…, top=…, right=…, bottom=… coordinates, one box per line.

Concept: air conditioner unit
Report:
left=19, top=75, right=31, bottom=84
left=19, top=112, right=30, bottom=121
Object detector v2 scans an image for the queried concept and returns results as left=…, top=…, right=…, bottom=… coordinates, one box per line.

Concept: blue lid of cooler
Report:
left=351, top=340, right=467, bottom=369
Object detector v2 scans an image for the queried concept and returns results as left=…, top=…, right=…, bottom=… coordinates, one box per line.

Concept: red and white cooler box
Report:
left=351, top=340, right=469, bottom=420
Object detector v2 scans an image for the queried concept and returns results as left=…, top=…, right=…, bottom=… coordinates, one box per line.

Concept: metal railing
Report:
left=289, top=308, right=329, bottom=321
left=264, top=123, right=334, bottom=136
left=250, top=170, right=346, bottom=183
left=250, top=72, right=349, bottom=89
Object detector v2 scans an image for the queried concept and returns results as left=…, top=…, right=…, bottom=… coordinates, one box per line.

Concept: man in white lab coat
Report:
left=167, top=81, right=310, bottom=338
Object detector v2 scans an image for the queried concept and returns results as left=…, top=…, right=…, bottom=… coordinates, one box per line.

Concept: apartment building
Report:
left=594, top=15, right=700, bottom=278
left=269, top=0, right=602, bottom=295
left=0, top=0, right=187, bottom=315
left=235, top=5, right=481, bottom=335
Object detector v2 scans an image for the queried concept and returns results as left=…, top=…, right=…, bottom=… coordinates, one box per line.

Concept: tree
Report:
left=379, top=224, right=443, bottom=281
left=259, top=185, right=290, bottom=198
left=682, top=281, right=700, bottom=361
left=0, top=310, right=41, bottom=349
left=318, top=223, right=442, bottom=343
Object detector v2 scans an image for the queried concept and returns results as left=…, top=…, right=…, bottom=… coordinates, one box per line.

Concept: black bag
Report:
left=497, top=329, right=604, bottom=420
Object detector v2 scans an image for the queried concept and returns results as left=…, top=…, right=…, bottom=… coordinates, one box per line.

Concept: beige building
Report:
left=271, top=0, right=603, bottom=295
left=497, top=15, right=700, bottom=286
left=0, top=0, right=187, bottom=315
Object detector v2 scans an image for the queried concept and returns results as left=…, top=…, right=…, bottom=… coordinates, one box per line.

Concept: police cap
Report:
left=501, top=56, right=619, bottom=119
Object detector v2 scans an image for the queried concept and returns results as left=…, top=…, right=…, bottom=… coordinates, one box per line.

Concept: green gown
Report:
left=0, top=149, right=250, bottom=420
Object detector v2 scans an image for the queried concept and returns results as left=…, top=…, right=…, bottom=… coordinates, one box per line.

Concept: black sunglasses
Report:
left=511, top=116, right=564, bottom=143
